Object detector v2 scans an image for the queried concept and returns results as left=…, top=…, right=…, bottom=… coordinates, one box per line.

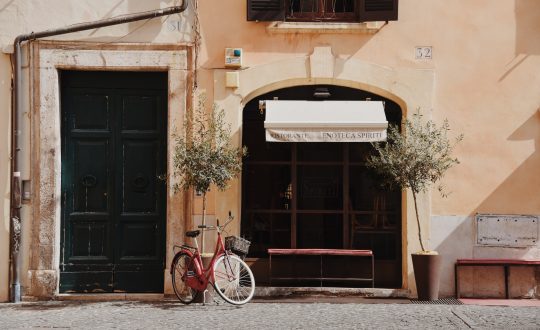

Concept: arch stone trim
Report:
left=213, top=49, right=434, bottom=294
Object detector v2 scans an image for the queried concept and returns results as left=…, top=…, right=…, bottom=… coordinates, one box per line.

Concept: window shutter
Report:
left=247, top=0, right=285, bottom=21
left=357, top=0, right=399, bottom=22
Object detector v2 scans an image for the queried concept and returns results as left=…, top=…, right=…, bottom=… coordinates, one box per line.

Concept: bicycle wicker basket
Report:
left=225, top=236, right=251, bottom=255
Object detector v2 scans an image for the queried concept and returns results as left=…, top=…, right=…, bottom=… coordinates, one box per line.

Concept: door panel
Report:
left=71, top=222, right=108, bottom=258
left=122, top=95, right=159, bottom=130
left=60, top=71, right=167, bottom=293
left=73, top=139, right=110, bottom=212
left=72, top=94, right=110, bottom=130
left=121, top=140, right=158, bottom=213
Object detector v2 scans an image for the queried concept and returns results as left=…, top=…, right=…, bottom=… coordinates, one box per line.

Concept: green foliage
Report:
left=173, top=94, right=247, bottom=194
left=366, top=112, right=463, bottom=252
left=367, top=112, right=463, bottom=196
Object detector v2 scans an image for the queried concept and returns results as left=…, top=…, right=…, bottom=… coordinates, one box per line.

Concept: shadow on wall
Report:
left=89, top=0, right=163, bottom=40
left=0, top=0, right=14, bottom=13
left=475, top=111, right=540, bottom=214
left=433, top=111, right=540, bottom=298
left=77, top=0, right=191, bottom=44
left=500, top=0, right=540, bottom=81
left=198, top=1, right=376, bottom=71
left=515, top=0, right=540, bottom=55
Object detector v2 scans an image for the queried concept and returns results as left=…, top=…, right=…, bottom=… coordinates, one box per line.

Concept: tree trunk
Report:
left=411, top=189, right=426, bottom=252
left=201, top=192, right=207, bottom=254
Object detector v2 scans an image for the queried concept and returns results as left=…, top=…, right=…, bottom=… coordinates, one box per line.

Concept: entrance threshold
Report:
left=254, top=287, right=409, bottom=299
left=53, top=293, right=164, bottom=302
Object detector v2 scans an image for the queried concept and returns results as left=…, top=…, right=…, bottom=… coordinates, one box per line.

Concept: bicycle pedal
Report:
left=186, top=271, right=195, bottom=276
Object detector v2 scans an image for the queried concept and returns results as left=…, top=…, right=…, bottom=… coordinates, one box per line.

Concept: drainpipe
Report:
left=9, top=1, right=188, bottom=303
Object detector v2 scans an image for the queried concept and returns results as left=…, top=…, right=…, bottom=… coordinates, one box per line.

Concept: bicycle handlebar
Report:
left=196, top=211, right=234, bottom=232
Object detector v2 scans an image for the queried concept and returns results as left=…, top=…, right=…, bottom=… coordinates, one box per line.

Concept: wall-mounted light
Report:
left=313, top=87, right=331, bottom=99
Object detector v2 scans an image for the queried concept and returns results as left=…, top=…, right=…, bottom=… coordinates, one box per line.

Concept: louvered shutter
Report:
left=247, top=0, right=285, bottom=21
left=357, top=0, right=399, bottom=22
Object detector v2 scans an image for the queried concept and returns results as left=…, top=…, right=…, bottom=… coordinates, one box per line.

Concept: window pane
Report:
left=351, top=213, right=376, bottom=230
left=297, top=142, right=343, bottom=162
left=349, top=143, right=375, bottom=163
left=243, top=164, right=292, bottom=210
left=351, top=232, right=398, bottom=260
left=290, top=0, right=319, bottom=13
left=242, top=213, right=291, bottom=257
left=349, top=166, right=379, bottom=211
left=325, top=0, right=354, bottom=13
left=297, top=214, right=343, bottom=248
left=244, top=121, right=291, bottom=161
left=298, top=165, right=343, bottom=210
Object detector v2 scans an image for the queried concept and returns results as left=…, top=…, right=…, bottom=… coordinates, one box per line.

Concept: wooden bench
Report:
left=268, top=248, right=374, bottom=287
left=455, top=259, right=540, bottom=299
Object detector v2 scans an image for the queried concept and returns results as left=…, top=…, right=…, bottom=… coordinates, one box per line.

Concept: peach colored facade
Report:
left=0, top=0, right=539, bottom=301
left=198, top=0, right=539, bottom=298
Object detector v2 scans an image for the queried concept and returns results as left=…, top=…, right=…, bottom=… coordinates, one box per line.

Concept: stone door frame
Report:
left=27, top=41, right=191, bottom=297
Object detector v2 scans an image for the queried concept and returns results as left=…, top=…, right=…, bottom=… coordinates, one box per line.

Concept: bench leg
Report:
left=504, top=265, right=509, bottom=299
left=371, top=255, right=375, bottom=288
left=320, top=255, right=323, bottom=287
left=455, top=264, right=460, bottom=299
left=269, top=254, right=272, bottom=287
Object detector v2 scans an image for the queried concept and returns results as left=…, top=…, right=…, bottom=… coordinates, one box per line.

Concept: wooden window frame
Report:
left=242, top=142, right=401, bottom=259
left=285, top=0, right=358, bottom=22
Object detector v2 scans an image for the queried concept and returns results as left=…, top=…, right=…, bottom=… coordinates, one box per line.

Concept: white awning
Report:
left=264, top=100, right=388, bottom=142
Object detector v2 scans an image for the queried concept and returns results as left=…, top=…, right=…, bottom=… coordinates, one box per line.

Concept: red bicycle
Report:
left=170, top=212, right=255, bottom=305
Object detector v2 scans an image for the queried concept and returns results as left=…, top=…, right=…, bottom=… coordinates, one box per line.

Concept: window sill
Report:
left=266, top=21, right=386, bottom=34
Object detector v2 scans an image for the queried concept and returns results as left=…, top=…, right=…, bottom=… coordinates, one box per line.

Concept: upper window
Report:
left=247, top=0, right=399, bottom=23
left=287, top=0, right=356, bottom=22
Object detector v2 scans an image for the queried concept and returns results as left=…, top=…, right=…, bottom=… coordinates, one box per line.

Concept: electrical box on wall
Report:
left=225, top=48, right=242, bottom=68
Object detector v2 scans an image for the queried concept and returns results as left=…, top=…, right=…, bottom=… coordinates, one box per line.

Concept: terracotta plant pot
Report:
left=412, top=253, right=442, bottom=301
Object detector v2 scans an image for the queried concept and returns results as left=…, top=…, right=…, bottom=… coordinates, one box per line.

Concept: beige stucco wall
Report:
left=0, top=0, right=195, bottom=301
left=196, top=0, right=539, bottom=218
left=0, top=0, right=538, bottom=300
left=195, top=0, right=540, bottom=297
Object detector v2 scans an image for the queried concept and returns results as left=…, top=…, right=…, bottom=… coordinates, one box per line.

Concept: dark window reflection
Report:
left=243, top=164, right=291, bottom=210
left=297, top=214, right=342, bottom=249
left=244, top=121, right=291, bottom=162
left=298, top=165, right=343, bottom=210
left=297, top=143, right=342, bottom=162
left=241, top=213, right=291, bottom=257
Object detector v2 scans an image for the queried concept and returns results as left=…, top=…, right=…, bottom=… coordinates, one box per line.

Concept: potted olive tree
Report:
left=366, top=112, right=462, bottom=300
left=173, top=93, right=247, bottom=254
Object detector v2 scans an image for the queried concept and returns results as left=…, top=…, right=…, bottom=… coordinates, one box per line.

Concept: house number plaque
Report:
left=415, top=46, right=432, bottom=59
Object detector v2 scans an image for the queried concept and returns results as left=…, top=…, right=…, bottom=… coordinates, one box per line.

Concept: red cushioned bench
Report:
left=268, top=249, right=374, bottom=287
left=455, top=259, right=540, bottom=299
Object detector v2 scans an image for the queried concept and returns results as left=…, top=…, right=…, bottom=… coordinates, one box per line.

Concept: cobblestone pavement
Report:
left=0, top=299, right=539, bottom=330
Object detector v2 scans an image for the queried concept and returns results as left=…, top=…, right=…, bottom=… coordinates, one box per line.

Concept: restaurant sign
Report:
left=266, top=128, right=387, bottom=142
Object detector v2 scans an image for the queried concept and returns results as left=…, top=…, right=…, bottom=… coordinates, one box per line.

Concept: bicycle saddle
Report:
left=186, top=230, right=200, bottom=238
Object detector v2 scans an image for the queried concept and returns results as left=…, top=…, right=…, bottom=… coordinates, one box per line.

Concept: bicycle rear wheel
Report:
left=213, top=254, right=255, bottom=305
left=171, top=252, right=199, bottom=304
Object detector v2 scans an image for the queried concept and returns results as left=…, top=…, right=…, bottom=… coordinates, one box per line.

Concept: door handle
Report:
left=81, top=174, right=97, bottom=188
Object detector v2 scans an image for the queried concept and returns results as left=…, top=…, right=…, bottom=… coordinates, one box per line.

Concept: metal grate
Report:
left=251, top=0, right=282, bottom=11
left=288, top=0, right=356, bottom=19
left=365, top=0, right=394, bottom=11
left=410, top=298, right=463, bottom=305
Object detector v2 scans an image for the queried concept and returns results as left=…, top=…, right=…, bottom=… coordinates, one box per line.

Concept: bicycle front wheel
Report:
left=171, top=252, right=199, bottom=304
left=213, top=254, right=255, bottom=305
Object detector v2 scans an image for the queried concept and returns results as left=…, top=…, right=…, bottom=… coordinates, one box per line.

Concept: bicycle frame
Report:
left=173, top=226, right=229, bottom=292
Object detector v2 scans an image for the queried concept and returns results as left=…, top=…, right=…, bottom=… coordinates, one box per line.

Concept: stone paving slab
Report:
left=0, top=300, right=539, bottom=329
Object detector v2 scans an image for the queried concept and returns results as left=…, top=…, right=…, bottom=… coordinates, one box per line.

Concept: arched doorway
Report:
left=241, top=85, right=403, bottom=288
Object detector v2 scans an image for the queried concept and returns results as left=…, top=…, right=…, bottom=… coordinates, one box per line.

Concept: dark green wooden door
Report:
left=60, top=71, right=167, bottom=293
